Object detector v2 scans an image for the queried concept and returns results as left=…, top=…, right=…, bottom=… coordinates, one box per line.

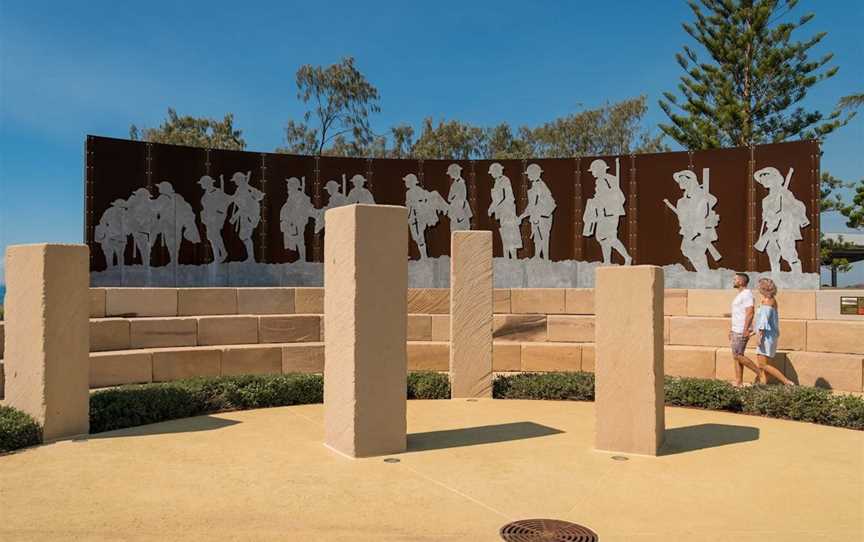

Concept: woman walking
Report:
left=754, top=278, right=795, bottom=385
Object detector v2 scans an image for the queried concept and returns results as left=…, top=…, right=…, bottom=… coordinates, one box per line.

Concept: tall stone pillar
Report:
left=449, top=231, right=493, bottom=398
left=594, top=265, right=665, bottom=456
left=324, top=204, right=408, bottom=458
left=4, top=244, right=90, bottom=441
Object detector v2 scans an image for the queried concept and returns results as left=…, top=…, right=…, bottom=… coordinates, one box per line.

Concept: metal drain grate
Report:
left=499, top=519, right=598, bottom=541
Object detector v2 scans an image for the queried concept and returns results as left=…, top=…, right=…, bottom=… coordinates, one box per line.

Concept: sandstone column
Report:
left=594, top=265, right=665, bottom=455
left=450, top=231, right=493, bottom=398
left=4, top=244, right=90, bottom=441
left=324, top=204, right=408, bottom=458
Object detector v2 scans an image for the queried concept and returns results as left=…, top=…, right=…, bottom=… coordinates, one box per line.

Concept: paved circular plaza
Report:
left=1, top=400, right=861, bottom=541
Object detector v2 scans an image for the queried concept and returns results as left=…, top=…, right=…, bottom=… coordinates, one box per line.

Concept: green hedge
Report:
left=408, top=371, right=451, bottom=399
left=91, top=372, right=450, bottom=434
left=495, top=373, right=864, bottom=431
left=0, top=405, right=42, bottom=453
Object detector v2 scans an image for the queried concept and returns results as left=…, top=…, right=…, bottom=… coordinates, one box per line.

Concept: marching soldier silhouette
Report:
left=487, top=162, right=521, bottom=259
left=753, top=166, right=809, bottom=274
left=126, top=187, right=157, bottom=267
left=228, top=171, right=264, bottom=263
left=152, top=181, right=200, bottom=266
left=280, top=177, right=318, bottom=262
left=446, top=163, right=472, bottom=231
left=663, top=168, right=721, bottom=273
left=519, top=163, right=556, bottom=260
left=198, top=175, right=232, bottom=263
left=95, top=198, right=128, bottom=268
left=346, top=174, right=375, bottom=204
left=404, top=173, right=447, bottom=259
left=583, top=158, right=632, bottom=265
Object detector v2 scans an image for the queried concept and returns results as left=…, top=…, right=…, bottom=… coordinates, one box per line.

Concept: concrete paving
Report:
left=1, top=400, right=861, bottom=541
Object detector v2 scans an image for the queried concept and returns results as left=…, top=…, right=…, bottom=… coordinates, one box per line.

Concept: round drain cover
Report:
left=499, top=519, right=598, bottom=542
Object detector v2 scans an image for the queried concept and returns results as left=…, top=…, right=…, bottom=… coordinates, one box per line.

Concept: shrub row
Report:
left=496, top=373, right=864, bottom=430
left=0, top=405, right=42, bottom=453
left=3, top=370, right=860, bottom=454
left=91, top=371, right=451, bottom=434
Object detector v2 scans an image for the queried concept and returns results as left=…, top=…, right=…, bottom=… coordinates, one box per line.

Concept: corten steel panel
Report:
left=579, top=154, right=631, bottom=265
left=753, top=140, right=819, bottom=274
left=148, top=142, right=208, bottom=267
left=262, top=153, right=317, bottom=263
left=206, top=148, right=265, bottom=264
left=691, top=146, right=751, bottom=273
left=474, top=159, right=527, bottom=258
left=87, top=136, right=148, bottom=271
left=634, top=150, right=693, bottom=268
left=86, top=136, right=819, bottom=274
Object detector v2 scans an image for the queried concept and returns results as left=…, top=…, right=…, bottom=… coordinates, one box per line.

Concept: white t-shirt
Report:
left=730, top=289, right=754, bottom=333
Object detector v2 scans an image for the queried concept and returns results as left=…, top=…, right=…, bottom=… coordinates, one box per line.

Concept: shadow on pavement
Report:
left=661, top=423, right=759, bottom=455
left=407, top=421, right=563, bottom=452
left=80, top=416, right=241, bottom=440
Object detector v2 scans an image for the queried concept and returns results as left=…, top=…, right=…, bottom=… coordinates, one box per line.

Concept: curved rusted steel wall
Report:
left=85, top=136, right=820, bottom=283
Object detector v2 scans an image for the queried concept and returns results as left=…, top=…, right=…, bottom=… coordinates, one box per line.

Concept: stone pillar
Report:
left=594, top=265, right=665, bottom=456
left=324, top=205, right=408, bottom=458
left=449, top=231, right=493, bottom=398
left=4, top=244, right=90, bottom=441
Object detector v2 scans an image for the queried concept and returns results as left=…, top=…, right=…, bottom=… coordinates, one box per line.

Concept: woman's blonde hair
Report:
left=758, top=277, right=778, bottom=298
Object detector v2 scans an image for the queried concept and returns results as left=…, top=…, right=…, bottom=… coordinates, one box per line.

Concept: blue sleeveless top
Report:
left=754, top=304, right=780, bottom=357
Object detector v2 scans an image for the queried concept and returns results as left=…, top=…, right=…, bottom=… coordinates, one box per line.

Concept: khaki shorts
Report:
left=730, top=332, right=750, bottom=356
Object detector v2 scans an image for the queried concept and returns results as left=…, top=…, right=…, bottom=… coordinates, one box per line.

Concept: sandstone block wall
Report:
left=2, top=285, right=861, bottom=394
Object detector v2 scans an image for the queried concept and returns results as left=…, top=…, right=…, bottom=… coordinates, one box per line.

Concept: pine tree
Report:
left=660, top=0, right=851, bottom=149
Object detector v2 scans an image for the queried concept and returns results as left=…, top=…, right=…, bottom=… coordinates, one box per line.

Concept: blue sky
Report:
left=1, top=0, right=862, bottom=285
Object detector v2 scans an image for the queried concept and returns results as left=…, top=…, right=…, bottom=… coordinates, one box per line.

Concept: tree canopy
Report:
left=277, top=57, right=381, bottom=156
left=660, top=0, right=851, bottom=149
left=129, top=108, right=246, bottom=150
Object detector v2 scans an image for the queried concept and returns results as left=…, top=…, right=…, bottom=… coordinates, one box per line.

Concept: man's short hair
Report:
left=735, top=272, right=750, bottom=285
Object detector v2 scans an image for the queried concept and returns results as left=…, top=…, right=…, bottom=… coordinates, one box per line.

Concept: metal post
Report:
left=573, top=157, right=583, bottom=261
left=747, top=145, right=757, bottom=271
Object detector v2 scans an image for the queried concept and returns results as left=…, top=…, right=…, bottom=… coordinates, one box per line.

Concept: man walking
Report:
left=729, top=273, right=761, bottom=386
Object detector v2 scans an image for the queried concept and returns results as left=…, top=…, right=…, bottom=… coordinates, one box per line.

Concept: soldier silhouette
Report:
left=95, top=198, right=128, bottom=268
left=126, top=187, right=157, bottom=267
left=446, top=163, right=472, bottom=231
left=152, top=181, right=200, bottom=266
left=663, top=168, right=721, bottom=273
left=197, top=175, right=232, bottom=264
left=583, top=158, right=632, bottom=265
left=753, top=166, right=809, bottom=274
left=346, top=174, right=375, bottom=204
left=280, top=177, right=318, bottom=262
left=314, top=179, right=351, bottom=234
left=228, top=171, right=264, bottom=263
left=519, top=163, right=556, bottom=260
left=487, top=162, right=521, bottom=259
left=404, top=173, right=447, bottom=259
